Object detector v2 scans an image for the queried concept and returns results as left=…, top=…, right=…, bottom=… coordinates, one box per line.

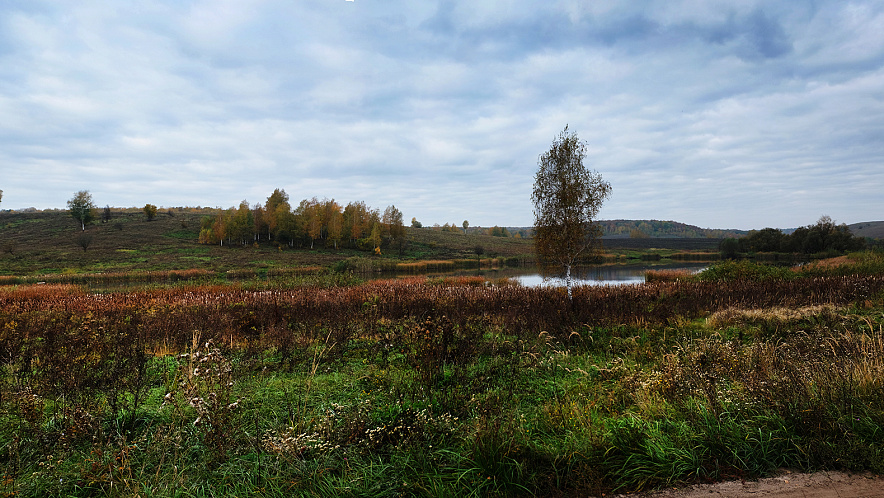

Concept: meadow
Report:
left=1, top=253, right=884, bottom=496
left=0, top=209, right=536, bottom=280
left=0, top=209, right=718, bottom=284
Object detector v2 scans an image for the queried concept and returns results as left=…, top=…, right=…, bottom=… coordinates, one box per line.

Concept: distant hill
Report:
left=484, top=220, right=746, bottom=239
left=598, top=219, right=747, bottom=239
left=849, top=221, right=884, bottom=239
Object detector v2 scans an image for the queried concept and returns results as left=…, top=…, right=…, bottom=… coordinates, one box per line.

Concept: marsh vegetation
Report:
left=1, top=253, right=884, bottom=496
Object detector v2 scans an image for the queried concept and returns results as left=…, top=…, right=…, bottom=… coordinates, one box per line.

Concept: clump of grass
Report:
left=645, top=269, right=695, bottom=282
left=707, top=304, right=838, bottom=329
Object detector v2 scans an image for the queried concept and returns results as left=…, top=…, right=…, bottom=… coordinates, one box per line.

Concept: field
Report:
left=0, top=210, right=723, bottom=284
left=0, top=209, right=537, bottom=280
left=2, top=253, right=884, bottom=496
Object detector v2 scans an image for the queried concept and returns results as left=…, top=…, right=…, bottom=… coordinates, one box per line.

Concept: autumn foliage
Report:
left=196, top=188, right=405, bottom=252
left=4, top=274, right=884, bottom=363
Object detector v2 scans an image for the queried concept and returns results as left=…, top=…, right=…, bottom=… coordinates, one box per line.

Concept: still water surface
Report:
left=512, top=263, right=707, bottom=287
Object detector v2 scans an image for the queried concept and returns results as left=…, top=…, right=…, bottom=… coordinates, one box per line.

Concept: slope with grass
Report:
left=850, top=220, right=884, bottom=239
left=0, top=209, right=536, bottom=277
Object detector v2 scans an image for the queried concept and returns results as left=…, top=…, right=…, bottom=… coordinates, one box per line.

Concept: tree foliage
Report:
left=265, top=188, right=291, bottom=242
left=383, top=205, right=405, bottom=240
left=488, top=226, right=510, bottom=237
left=532, top=126, right=611, bottom=297
left=143, top=204, right=158, bottom=221
left=67, top=190, right=96, bottom=231
left=720, top=215, right=866, bottom=257
left=196, top=189, right=402, bottom=254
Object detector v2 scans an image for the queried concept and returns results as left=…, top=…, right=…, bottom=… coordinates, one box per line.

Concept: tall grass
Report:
left=1, top=260, right=883, bottom=496
left=0, top=268, right=215, bottom=287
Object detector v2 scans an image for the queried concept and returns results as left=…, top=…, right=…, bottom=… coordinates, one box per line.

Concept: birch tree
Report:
left=67, top=190, right=96, bottom=231
left=532, top=126, right=611, bottom=299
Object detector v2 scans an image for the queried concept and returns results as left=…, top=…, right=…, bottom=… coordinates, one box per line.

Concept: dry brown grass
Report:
left=707, top=304, right=838, bottom=328
left=801, top=255, right=854, bottom=270
left=395, top=260, right=457, bottom=272
left=644, top=269, right=695, bottom=282
left=0, top=283, right=86, bottom=299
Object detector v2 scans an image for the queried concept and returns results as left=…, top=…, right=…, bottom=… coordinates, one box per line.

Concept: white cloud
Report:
left=0, top=1, right=882, bottom=230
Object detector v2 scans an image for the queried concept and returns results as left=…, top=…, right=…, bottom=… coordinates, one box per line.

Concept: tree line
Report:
left=598, top=219, right=743, bottom=239
left=720, top=216, right=866, bottom=257
left=197, top=189, right=405, bottom=254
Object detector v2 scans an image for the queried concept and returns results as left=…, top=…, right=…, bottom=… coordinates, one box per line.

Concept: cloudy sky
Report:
left=1, top=1, right=882, bottom=230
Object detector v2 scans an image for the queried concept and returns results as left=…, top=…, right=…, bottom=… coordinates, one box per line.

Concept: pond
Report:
left=509, top=262, right=708, bottom=287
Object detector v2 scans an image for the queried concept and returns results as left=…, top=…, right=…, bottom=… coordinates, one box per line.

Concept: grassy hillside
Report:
left=0, top=208, right=330, bottom=276
left=0, top=209, right=535, bottom=276
left=0, top=209, right=748, bottom=278
left=850, top=221, right=884, bottom=239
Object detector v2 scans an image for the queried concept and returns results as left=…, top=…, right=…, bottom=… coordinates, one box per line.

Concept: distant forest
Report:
left=598, top=219, right=746, bottom=239
left=721, top=216, right=869, bottom=256
left=446, top=220, right=747, bottom=240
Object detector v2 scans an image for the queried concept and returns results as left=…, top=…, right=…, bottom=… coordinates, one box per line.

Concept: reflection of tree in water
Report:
left=528, top=262, right=709, bottom=287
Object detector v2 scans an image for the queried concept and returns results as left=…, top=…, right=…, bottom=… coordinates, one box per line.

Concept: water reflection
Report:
left=510, top=263, right=707, bottom=287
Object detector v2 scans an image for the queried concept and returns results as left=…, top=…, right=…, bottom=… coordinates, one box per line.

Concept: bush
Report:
left=697, top=260, right=795, bottom=282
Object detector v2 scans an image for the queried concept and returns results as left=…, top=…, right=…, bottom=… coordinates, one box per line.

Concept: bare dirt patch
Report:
left=623, top=471, right=884, bottom=498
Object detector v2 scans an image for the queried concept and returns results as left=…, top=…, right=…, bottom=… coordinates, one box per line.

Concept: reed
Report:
left=644, top=269, right=695, bottom=282
left=0, top=268, right=215, bottom=287
left=395, top=260, right=456, bottom=272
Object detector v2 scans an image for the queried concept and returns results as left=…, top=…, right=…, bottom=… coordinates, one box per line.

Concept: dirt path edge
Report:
left=624, top=470, right=884, bottom=498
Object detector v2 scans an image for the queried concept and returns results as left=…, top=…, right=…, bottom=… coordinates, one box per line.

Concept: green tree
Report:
left=743, top=227, right=784, bottom=252
left=462, top=220, right=469, bottom=234
left=488, top=226, right=509, bottom=237
left=227, top=200, right=255, bottom=245
left=143, top=203, right=158, bottom=221
left=276, top=208, right=299, bottom=247
left=198, top=215, right=219, bottom=244
left=370, top=223, right=382, bottom=254
left=382, top=205, right=406, bottom=255
left=252, top=203, right=267, bottom=242
left=719, top=238, right=740, bottom=259
left=67, top=190, right=96, bottom=231
left=532, top=126, right=612, bottom=299
left=383, top=205, right=405, bottom=241
left=265, top=189, right=291, bottom=241
left=0, top=189, right=3, bottom=206
left=299, top=198, right=323, bottom=249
